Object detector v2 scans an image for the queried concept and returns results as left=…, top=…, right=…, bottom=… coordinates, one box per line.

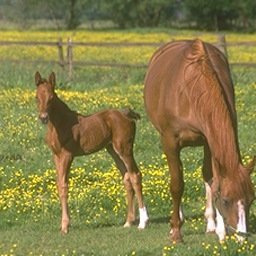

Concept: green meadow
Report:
left=0, top=29, right=255, bottom=255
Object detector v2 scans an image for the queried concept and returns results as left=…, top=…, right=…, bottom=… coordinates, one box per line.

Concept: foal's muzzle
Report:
left=39, top=113, right=49, bottom=124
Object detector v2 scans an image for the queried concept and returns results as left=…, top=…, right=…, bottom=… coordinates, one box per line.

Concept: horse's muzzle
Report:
left=226, top=225, right=250, bottom=241
left=39, top=113, right=49, bottom=124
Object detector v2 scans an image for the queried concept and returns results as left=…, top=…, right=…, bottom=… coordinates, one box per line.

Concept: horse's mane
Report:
left=183, top=39, right=241, bottom=173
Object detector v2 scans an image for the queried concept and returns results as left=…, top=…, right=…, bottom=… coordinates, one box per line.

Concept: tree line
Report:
left=1, top=0, right=256, bottom=31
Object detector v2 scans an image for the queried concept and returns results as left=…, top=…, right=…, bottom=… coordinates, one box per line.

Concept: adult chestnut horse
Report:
left=144, top=39, right=255, bottom=242
left=35, top=71, right=148, bottom=233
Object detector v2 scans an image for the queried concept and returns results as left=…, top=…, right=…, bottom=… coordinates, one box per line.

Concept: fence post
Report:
left=57, top=37, right=64, bottom=68
left=217, top=34, right=228, bottom=58
left=67, top=37, right=73, bottom=80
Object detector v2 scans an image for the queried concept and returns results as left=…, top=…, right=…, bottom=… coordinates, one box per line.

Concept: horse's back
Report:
left=144, top=39, right=235, bottom=135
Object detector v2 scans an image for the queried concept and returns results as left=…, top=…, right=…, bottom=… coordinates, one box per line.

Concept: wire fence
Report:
left=0, top=34, right=256, bottom=80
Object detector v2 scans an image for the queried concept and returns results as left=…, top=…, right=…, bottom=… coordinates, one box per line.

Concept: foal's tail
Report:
left=122, top=108, right=141, bottom=121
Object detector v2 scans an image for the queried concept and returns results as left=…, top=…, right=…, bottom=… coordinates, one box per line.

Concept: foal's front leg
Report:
left=54, top=152, right=73, bottom=234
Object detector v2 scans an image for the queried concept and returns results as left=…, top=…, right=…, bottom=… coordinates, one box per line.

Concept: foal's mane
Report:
left=184, top=39, right=241, bottom=173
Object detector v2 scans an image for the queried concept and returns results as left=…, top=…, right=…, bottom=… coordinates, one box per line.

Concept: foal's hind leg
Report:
left=110, top=142, right=148, bottom=229
left=106, top=145, right=136, bottom=227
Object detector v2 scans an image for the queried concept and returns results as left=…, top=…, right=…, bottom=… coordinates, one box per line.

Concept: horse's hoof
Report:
left=138, top=223, right=146, bottom=229
left=171, top=236, right=183, bottom=244
left=170, top=229, right=183, bottom=243
left=206, top=230, right=216, bottom=235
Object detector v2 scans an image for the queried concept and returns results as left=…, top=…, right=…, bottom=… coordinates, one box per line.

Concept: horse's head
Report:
left=35, top=71, right=56, bottom=124
left=213, top=157, right=255, bottom=240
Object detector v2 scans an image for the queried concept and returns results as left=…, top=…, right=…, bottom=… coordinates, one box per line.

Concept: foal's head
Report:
left=35, top=71, right=56, bottom=124
left=213, top=158, right=255, bottom=238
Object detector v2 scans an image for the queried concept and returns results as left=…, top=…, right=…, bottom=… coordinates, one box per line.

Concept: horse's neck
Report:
left=205, top=116, right=241, bottom=176
left=193, top=64, right=242, bottom=176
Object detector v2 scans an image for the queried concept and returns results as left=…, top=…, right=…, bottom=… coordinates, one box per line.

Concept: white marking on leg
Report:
left=215, top=209, right=226, bottom=241
left=236, top=200, right=246, bottom=242
left=204, top=182, right=216, bottom=233
left=138, top=207, right=149, bottom=229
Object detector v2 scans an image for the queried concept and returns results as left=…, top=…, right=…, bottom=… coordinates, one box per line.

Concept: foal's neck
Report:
left=49, top=94, right=74, bottom=126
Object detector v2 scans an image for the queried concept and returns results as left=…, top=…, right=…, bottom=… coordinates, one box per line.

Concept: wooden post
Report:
left=67, top=37, right=73, bottom=80
left=57, top=38, right=64, bottom=68
left=217, top=34, right=228, bottom=58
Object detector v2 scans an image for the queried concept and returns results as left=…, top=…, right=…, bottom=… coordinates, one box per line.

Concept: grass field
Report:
left=0, top=29, right=256, bottom=255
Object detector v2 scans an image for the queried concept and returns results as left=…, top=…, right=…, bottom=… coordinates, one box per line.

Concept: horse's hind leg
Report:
left=161, top=134, right=184, bottom=243
left=110, top=142, right=148, bottom=229
left=106, top=145, right=136, bottom=227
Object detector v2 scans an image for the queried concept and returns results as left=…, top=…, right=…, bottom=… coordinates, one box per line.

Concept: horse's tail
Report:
left=122, top=108, right=141, bottom=121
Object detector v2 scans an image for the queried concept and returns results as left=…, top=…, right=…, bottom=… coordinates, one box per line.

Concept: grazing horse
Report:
left=35, top=71, right=148, bottom=233
left=144, top=39, right=255, bottom=242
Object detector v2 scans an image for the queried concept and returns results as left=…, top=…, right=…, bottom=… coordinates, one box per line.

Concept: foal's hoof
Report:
left=61, top=228, right=69, bottom=235
left=123, top=221, right=132, bottom=228
left=138, top=218, right=149, bottom=230
left=60, top=219, right=70, bottom=234
left=138, top=207, right=149, bottom=229
left=60, top=224, right=69, bottom=234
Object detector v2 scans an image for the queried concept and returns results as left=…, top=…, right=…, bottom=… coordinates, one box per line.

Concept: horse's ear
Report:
left=35, top=71, right=42, bottom=86
left=49, top=72, right=56, bottom=88
left=246, top=156, right=256, bottom=174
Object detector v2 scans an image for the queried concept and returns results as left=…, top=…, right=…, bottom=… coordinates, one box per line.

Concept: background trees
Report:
left=0, top=0, right=255, bottom=30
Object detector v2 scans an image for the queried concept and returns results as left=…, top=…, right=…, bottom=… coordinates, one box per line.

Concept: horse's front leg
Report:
left=162, top=135, right=184, bottom=243
left=202, top=144, right=216, bottom=233
left=54, top=152, right=73, bottom=234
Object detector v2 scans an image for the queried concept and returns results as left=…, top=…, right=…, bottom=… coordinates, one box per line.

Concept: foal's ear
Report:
left=35, top=71, right=42, bottom=86
left=48, top=72, right=56, bottom=88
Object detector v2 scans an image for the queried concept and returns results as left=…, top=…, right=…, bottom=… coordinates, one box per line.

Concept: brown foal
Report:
left=35, top=71, right=148, bottom=233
